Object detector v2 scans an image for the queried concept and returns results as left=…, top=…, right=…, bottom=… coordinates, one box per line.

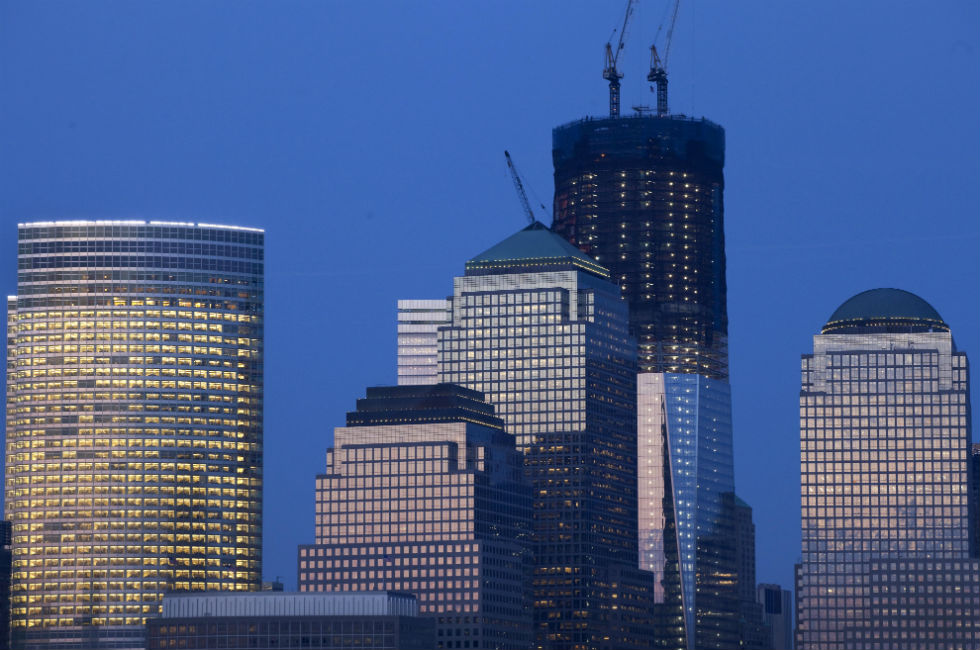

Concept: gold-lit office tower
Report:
left=5, top=221, right=264, bottom=650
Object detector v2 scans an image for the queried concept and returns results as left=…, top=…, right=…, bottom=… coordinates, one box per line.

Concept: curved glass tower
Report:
left=5, top=221, right=264, bottom=649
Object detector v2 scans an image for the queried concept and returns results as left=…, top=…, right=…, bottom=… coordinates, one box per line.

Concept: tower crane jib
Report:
left=504, top=151, right=545, bottom=226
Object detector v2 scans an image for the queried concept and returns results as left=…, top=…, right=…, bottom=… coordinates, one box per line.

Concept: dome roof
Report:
left=822, top=288, right=948, bottom=334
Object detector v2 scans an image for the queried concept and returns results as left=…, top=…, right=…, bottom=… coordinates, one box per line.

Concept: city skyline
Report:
left=1, top=0, right=978, bottom=601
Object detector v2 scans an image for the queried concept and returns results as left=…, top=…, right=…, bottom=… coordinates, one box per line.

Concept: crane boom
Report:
left=505, top=150, right=538, bottom=225
left=603, top=0, right=635, bottom=117
left=662, top=0, right=680, bottom=68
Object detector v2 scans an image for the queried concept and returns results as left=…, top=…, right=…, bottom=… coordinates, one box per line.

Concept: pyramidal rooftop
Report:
left=465, top=221, right=609, bottom=279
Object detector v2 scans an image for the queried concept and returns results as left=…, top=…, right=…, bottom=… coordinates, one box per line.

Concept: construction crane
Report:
left=603, top=0, right=635, bottom=117
left=648, top=0, right=681, bottom=116
left=504, top=150, right=545, bottom=225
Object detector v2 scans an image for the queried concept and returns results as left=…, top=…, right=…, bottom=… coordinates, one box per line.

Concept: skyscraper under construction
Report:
left=552, top=116, right=726, bottom=379
left=552, top=67, right=739, bottom=649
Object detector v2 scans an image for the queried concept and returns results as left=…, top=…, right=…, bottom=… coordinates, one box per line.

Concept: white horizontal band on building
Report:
left=160, top=592, right=419, bottom=619
left=18, top=220, right=264, bottom=233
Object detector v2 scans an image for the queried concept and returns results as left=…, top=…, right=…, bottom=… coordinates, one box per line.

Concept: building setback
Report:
left=797, top=288, right=980, bottom=649
left=552, top=114, right=739, bottom=649
left=5, top=221, right=264, bottom=650
left=298, top=383, right=533, bottom=649
left=431, top=222, right=656, bottom=649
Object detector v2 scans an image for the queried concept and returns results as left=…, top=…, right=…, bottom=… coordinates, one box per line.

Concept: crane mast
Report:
left=648, top=0, right=680, bottom=116
left=648, top=46, right=669, bottom=116
left=603, top=0, right=635, bottom=117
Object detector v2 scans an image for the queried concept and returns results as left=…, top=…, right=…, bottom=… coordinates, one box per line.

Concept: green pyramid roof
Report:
left=465, top=222, right=609, bottom=278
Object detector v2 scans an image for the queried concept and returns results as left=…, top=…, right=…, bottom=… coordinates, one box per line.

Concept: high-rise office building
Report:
left=756, top=584, right=791, bottom=650
left=297, top=383, right=533, bottom=649
left=797, top=288, right=980, bottom=649
left=397, top=299, right=451, bottom=386
left=553, top=114, right=738, bottom=649
left=733, top=498, right=766, bottom=650
left=733, top=497, right=755, bottom=606
left=5, top=220, right=264, bottom=649
left=430, top=222, right=655, bottom=649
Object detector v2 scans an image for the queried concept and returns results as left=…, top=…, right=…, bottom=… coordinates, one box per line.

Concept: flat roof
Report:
left=18, top=220, right=264, bottom=233
left=160, top=591, right=418, bottom=619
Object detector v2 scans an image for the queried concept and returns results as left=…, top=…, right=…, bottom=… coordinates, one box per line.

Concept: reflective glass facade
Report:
left=435, top=223, right=656, bottom=650
left=797, top=293, right=979, bottom=649
left=638, top=375, right=737, bottom=650
left=6, top=221, right=264, bottom=649
left=637, top=375, right=669, bottom=606
left=397, top=300, right=451, bottom=386
left=297, top=384, right=533, bottom=649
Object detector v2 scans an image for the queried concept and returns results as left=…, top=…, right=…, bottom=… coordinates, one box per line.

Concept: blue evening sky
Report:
left=1, top=1, right=978, bottom=594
